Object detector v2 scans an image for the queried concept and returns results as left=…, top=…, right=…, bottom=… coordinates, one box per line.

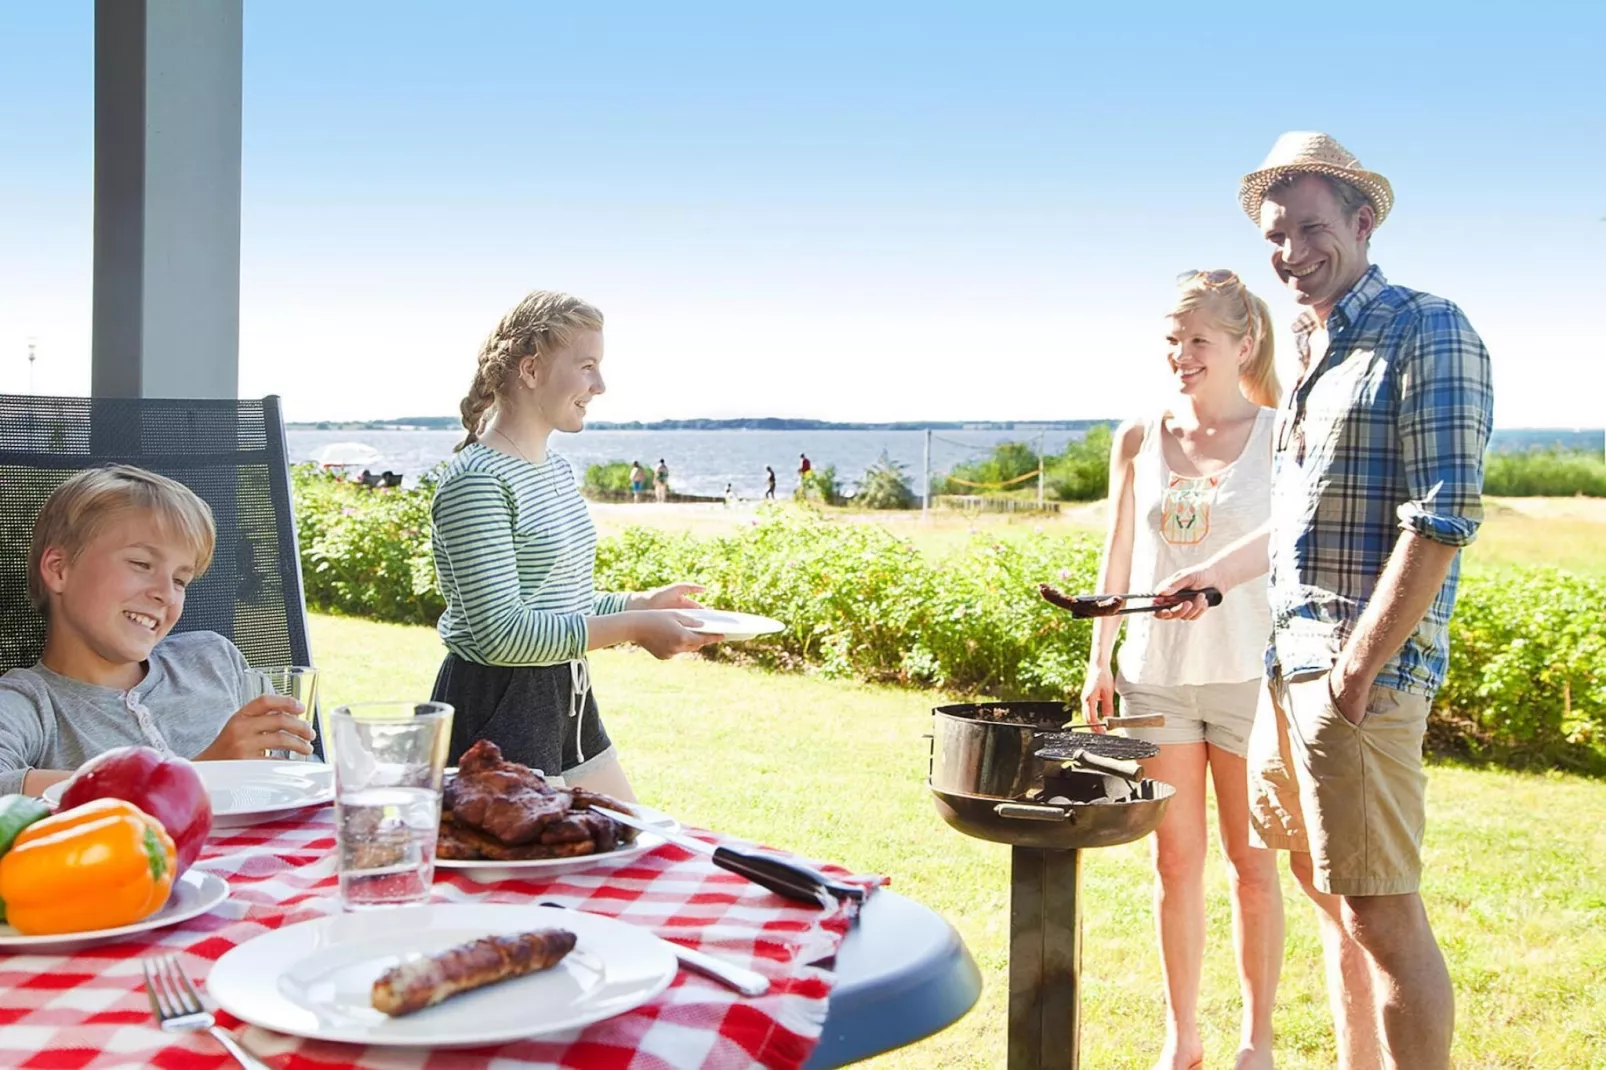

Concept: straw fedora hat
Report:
left=1239, top=131, right=1394, bottom=228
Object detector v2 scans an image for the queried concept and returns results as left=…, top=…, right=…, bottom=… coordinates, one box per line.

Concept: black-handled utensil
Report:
left=1039, top=584, right=1223, bottom=618
left=595, top=807, right=865, bottom=909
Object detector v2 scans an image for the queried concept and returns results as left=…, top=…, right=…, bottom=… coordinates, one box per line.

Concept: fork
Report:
left=142, top=954, right=272, bottom=1070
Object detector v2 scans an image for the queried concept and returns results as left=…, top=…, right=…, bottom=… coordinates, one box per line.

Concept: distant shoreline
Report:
left=285, top=416, right=1604, bottom=437
left=286, top=416, right=1117, bottom=432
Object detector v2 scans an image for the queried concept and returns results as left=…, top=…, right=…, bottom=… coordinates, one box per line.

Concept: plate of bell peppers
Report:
left=0, top=791, right=229, bottom=953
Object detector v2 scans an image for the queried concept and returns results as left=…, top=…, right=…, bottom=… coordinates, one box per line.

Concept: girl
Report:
left=1081, top=270, right=1284, bottom=1070
left=430, top=290, right=718, bottom=801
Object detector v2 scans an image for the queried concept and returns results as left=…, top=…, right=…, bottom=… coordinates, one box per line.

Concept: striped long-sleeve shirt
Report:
left=1268, top=265, right=1494, bottom=696
left=431, top=444, right=631, bottom=666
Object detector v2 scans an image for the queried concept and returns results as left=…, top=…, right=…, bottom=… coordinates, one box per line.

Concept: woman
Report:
left=430, top=290, right=719, bottom=801
left=1081, top=269, right=1284, bottom=1070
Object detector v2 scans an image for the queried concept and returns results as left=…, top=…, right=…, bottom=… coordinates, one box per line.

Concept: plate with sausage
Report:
left=206, top=902, right=676, bottom=1047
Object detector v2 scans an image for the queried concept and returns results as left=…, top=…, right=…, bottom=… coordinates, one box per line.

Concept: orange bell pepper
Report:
left=0, top=797, right=177, bottom=936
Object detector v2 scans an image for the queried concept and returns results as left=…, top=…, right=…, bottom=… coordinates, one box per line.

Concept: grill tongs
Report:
left=1038, top=584, right=1222, bottom=618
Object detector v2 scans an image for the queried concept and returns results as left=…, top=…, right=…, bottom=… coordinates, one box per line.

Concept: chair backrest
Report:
left=0, top=394, right=311, bottom=674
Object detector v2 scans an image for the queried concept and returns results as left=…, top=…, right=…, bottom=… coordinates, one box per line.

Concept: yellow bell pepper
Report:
left=0, top=797, right=177, bottom=935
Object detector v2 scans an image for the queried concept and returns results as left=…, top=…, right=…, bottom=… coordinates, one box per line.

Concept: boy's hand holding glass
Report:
left=195, top=696, right=316, bottom=760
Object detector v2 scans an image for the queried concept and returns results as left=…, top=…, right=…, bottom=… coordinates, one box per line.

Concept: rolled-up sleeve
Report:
left=1395, top=303, right=1493, bottom=547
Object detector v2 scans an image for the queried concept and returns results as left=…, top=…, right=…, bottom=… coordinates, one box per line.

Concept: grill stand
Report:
left=1008, top=846, right=1082, bottom=1070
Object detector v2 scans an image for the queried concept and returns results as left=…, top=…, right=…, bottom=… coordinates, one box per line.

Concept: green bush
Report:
left=794, top=465, right=845, bottom=506
left=1483, top=448, right=1606, bottom=497
left=937, top=426, right=1114, bottom=501
left=291, top=466, right=444, bottom=625
left=1439, top=568, right=1606, bottom=764
left=289, top=475, right=1605, bottom=761
left=584, top=461, right=634, bottom=497
left=855, top=454, right=917, bottom=510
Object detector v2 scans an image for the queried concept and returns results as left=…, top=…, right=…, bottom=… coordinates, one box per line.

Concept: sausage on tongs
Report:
left=372, top=929, right=578, bottom=1016
left=1038, top=584, right=1222, bottom=618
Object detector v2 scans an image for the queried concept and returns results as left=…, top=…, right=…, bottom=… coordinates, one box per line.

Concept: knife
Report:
left=540, top=900, right=771, bottom=997
left=594, top=807, right=866, bottom=908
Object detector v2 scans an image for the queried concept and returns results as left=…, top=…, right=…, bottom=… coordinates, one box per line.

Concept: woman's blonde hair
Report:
left=1172, top=271, right=1281, bottom=409
left=28, top=465, right=216, bottom=612
left=456, top=290, right=605, bottom=450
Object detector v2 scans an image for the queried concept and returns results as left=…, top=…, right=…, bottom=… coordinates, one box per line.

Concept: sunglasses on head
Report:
left=1176, top=268, right=1240, bottom=289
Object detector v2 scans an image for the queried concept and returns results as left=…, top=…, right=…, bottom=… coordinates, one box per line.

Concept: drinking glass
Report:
left=244, top=666, right=320, bottom=761
left=329, top=702, right=453, bottom=911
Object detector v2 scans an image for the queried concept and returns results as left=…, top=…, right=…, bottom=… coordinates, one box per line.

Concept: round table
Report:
left=805, top=891, right=982, bottom=1067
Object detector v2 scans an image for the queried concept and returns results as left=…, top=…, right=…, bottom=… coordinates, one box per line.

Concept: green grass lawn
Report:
left=312, top=612, right=1606, bottom=1069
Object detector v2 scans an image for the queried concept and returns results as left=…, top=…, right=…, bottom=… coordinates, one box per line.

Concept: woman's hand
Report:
left=633, top=611, right=723, bottom=660
left=631, top=583, right=705, bottom=611
left=195, top=696, right=315, bottom=760
left=1152, top=563, right=1225, bottom=620
left=1079, top=665, right=1116, bottom=730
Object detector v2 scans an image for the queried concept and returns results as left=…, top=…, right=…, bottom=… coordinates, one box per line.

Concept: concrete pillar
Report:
left=92, top=0, right=243, bottom=400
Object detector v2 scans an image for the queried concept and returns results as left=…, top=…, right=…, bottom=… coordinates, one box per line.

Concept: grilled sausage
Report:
left=371, top=929, right=578, bottom=1016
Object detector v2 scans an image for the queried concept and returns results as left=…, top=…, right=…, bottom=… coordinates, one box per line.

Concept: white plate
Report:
left=0, top=869, right=230, bottom=953
left=45, top=760, right=335, bottom=828
left=681, top=609, right=785, bottom=642
left=436, top=803, right=683, bottom=883
left=207, top=903, right=676, bottom=1047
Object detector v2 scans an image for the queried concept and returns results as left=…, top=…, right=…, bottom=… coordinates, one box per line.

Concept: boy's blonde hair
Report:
left=28, top=465, right=217, bottom=611
left=456, top=290, right=605, bottom=451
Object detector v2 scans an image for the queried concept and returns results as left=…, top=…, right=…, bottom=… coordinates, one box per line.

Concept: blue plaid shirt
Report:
left=1267, top=266, right=1494, bottom=696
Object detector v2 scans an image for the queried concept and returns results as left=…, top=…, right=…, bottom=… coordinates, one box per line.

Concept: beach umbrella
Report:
left=314, top=442, right=383, bottom=469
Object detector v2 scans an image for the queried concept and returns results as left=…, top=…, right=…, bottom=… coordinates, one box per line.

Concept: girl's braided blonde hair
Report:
left=455, top=290, right=605, bottom=451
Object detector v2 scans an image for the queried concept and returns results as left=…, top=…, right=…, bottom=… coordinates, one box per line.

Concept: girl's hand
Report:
left=633, top=583, right=705, bottom=611
left=1152, top=563, right=1224, bottom=620
left=195, top=696, right=315, bottom=760
left=634, top=611, right=723, bottom=660
left=1080, top=665, right=1117, bottom=730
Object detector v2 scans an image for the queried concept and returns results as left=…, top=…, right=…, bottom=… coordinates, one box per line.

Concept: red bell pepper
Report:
left=58, top=746, right=212, bottom=876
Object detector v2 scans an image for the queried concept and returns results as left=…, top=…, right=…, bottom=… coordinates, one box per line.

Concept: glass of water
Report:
left=329, top=701, right=453, bottom=911
left=244, top=666, right=320, bottom=761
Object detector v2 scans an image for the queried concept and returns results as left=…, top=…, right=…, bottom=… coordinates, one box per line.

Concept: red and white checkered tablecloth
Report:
left=0, top=807, right=884, bottom=1070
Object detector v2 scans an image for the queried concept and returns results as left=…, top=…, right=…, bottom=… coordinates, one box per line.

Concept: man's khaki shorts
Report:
left=1248, top=671, right=1431, bottom=896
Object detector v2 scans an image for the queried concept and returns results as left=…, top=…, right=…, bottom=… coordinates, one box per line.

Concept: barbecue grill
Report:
left=927, top=702, right=1173, bottom=1069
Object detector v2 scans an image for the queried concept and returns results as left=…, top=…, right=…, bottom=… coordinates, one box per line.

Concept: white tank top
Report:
left=1116, top=408, right=1275, bottom=687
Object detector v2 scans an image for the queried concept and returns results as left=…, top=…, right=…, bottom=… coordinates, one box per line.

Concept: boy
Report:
left=0, top=465, right=315, bottom=796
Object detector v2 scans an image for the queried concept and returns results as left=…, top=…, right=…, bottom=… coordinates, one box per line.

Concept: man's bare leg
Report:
left=1343, top=893, right=1453, bottom=1070
left=1290, top=852, right=1381, bottom=1069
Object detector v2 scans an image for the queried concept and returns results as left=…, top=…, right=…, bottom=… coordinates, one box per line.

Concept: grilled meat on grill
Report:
left=371, top=929, right=577, bottom=1016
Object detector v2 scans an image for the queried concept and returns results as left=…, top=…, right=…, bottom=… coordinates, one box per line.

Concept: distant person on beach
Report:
left=797, top=453, right=812, bottom=492
left=654, top=459, right=669, bottom=503
left=628, top=461, right=646, bottom=503
left=1082, top=268, right=1283, bottom=1070
left=429, top=290, right=720, bottom=802
left=723, top=482, right=734, bottom=507
left=764, top=466, right=776, bottom=499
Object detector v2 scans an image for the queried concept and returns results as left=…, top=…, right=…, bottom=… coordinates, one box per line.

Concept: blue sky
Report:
left=2, top=1, right=1602, bottom=426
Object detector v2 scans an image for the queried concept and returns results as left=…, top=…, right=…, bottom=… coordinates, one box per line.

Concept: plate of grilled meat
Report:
left=206, top=902, right=676, bottom=1046
left=435, top=741, right=681, bottom=882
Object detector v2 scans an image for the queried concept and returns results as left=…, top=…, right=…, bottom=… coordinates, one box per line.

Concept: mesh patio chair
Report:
left=0, top=394, right=312, bottom=677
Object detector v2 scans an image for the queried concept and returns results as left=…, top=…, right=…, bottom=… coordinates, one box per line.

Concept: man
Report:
left=1165, top=132, right=1492, bottom=1069
left=654, top=459, right=669, bottom=503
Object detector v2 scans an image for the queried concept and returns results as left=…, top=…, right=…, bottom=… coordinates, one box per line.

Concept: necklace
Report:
left=489, top=426, right=535, bottom=464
